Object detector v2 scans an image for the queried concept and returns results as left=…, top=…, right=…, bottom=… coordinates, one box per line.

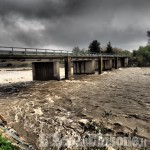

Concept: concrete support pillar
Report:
left=124, top=57, right=129, bottom=67
left=112, top=59, right=115, bottom=68
left=120, top=57, right=129, bottom=67
left=110, top=59, right=112, bottom=70
left=32, top=62, right=60, bottom=81
left=98, top=57, right=103, bottom=74
left=73, top=60, right=95, bottom=74
left=85, top=60, right=95, bottom=74
left=65, top=56, right=72, bottom=79
left=115, top=57, right=118, bottom=69
left=118, top=59, right=121, bottom=68
left=53, top=62, right=60, bottom=79
left=73, top=61, right=86, bottom=74
left=103, top=59, right=112, bottom=70
left=32, top=63, right=36, bottom=80
left=120, top=58, right=124, bottom=67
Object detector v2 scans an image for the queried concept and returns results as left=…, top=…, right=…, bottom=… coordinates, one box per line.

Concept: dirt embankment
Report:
left=0, top=67, right=149, bottom=149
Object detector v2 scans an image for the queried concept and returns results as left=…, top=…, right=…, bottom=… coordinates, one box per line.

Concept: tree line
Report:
left=72, top=40, right=131, bottom=56
left=72, top=31, right=150, bottom=67
left=131, top=31, right=150, bottom=66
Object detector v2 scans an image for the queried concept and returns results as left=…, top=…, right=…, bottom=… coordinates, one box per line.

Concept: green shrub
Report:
left=133, top=45, right=150, bottom=66
left=0, top=135, right=16, bottom=150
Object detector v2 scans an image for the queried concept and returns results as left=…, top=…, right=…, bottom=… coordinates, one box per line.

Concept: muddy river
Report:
left=0, top=67, right=149, bottom=149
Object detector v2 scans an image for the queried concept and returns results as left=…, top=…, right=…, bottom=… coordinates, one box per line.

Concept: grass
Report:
left=0, top=135, right=16, bottom=150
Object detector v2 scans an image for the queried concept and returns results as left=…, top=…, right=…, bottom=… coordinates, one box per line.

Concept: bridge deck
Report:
left=0, top=46, right=127, bottom=60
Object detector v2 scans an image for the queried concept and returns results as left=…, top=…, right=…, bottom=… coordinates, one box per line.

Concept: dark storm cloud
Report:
left=0, top=0, right=150, bottom=50
left=0, top=0, right=85, bottom=19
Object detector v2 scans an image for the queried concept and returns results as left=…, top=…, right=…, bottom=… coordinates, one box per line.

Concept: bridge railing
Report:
left=72, top=52, right=126, bottom=57
left=0, top=46, right=127, bottom=57
left=0, top=46, right=72, bottom=56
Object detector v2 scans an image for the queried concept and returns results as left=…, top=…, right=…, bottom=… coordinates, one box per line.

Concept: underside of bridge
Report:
left=32, top=62, right=60, bottom=80
left=73, top=60, right=95, bottom=74
left=31, top=57, right=129, bottom=81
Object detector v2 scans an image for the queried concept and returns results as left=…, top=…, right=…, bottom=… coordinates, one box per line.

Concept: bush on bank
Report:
left=0, top=135, right=16, bottom=150
left=133, top=45, right=150, bottom=67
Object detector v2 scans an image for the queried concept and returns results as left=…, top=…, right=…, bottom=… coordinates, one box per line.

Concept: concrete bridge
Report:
left=0, top=46, right=129, bottom=80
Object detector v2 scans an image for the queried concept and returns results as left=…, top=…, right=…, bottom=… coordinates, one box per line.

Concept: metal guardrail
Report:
left=72, top=52, right=126, bottom=57
left=0, top=46, right=127, bottom=57
left=0, top=46, right=72, bottom=56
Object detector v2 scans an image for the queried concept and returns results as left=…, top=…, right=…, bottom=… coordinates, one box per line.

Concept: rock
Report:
left=102, top=72, right=108, bottom=75
left=118, top=68, right=123, bottom=70
left=9, top=128, right=20, bottom=137
left=34, top=107, right=43, bottom=116
left=0, top=119, right=3, bottom=125
left=78, top=119, right=89, bottom=124
left=107, top=146, right=116, bottom=150
left=0, top=115, right=7, bottom=125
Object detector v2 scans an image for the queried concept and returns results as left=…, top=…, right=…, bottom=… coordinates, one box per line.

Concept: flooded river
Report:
left=0, top=67, right=149, bottom=149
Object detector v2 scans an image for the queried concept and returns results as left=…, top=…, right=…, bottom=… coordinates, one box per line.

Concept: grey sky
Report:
left=0, top=0, right=150, bottom=51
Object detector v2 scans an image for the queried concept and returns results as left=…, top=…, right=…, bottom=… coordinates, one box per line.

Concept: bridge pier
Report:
left=103, top=59, right=112, bottom=70
left=112, top=59, right=115, bottom=68
left=73, top=60, right=95, bottom=74
left=118, top=58, right=122, bottom=68
left=32, top=62, right=60, bottom=80
left=124, top=57, right=129, bottom=67
left=114, top=57, right=129, bottom=69
left=65, top=57, right=72, bottom=79
left=98, top=57, right=103, bottom=74
left=115, top=57, right=118, bottom=69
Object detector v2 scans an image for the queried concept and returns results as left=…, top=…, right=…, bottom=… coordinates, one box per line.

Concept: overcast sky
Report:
left=0, top=0, right=150, bottom=51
